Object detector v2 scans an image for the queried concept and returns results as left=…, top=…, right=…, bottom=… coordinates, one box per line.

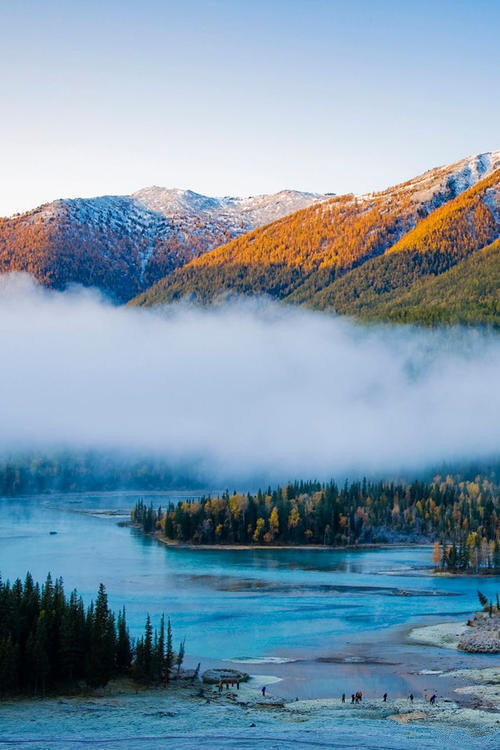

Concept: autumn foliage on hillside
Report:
left=134, top=187, right=440, bottom=305
left=0, top=205, right=234, bottom=302
left=387, top=169, right=500, bottom=259
left=309, top=171, right=500, bottom=318
left=0, top=211, right=147, bottom=300
left=133, top=162, right=500, bottom=315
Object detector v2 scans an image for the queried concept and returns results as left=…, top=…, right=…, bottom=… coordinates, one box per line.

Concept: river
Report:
left=0, top=491, right=498, bottom=749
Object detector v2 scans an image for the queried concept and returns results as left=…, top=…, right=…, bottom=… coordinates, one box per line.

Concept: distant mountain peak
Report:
left=130, top=186, right=328, bottom=222
left=0, top=186, right=329, bottom=301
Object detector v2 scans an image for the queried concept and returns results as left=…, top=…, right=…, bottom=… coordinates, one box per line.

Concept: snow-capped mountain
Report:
left=132, top=187, right=327, bottom=227
left=2, top=152, right=499, bottom=306
left=0, top=189, right=328, bottom=301
left=132, top=151, right=500, bottom=312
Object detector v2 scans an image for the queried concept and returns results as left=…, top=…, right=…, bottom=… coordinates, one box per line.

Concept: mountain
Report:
left=132, top=152, right=500, bottom=326
left=0, top=188, right=327, bottom=301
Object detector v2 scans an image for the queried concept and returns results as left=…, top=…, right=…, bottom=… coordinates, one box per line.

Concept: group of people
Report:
left=217, top=678, right=240, bottom=692
left=216, top=680, right=438, bottom=705
left=340, top=691, right=363, bottom=703
left=342, top=691, right=363, bottom=704
left=340, top=691, right=438, bottom=705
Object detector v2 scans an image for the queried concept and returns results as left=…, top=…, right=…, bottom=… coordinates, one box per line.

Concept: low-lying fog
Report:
left=1, top=273, right=499, bottom=482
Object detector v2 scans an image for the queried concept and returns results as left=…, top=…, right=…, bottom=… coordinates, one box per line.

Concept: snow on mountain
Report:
left=33, top=187, right=327, bottom=236
left=131, top=187, right=326, bottom=229
left=381, top=151, right=500, bottom=207
left=131, top=151, right=500, bottom=309
left=1, top=187, right=328, bottom=300
left=2, top=152, right=498, bottom=303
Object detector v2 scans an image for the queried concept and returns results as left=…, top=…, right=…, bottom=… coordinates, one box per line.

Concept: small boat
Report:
left=49, top=531, right=58, bottom=535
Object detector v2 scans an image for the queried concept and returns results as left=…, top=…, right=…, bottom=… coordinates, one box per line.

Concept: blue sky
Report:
left=1, top=0, right=499, bottom=215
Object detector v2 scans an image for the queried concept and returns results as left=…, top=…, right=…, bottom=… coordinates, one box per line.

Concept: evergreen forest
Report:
left=0, top=574, right=182, bottom=698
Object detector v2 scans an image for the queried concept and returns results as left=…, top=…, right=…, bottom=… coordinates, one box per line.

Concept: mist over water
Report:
left=1, top=272, right=499, bottom=483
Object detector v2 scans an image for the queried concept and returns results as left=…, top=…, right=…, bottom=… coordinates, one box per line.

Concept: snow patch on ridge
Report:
left=483, top=187, right=500, bottom=225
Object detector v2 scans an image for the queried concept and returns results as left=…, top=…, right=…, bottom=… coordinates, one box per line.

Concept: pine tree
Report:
left=176, top=637, right=185, bottom=676
left=61, top=590, right=85, bottom=683
left=116, top=607, right=132, bottom=673
left=87, top=584, right=116, bottom=687
left=142, top=614, right=153, bottom=683
left=165, top=617, right=174, bottom=680
left=156, top=613, right=166, bottom=679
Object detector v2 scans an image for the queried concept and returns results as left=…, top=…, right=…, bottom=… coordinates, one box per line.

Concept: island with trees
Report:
left=132, top=475, right=499, bottom=574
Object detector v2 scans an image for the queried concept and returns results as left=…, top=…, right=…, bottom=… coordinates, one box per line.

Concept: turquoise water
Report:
left=0, top=491, right=499, bottom=749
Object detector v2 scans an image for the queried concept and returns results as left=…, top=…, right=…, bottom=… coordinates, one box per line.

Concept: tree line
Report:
left=0, top=573, right=183, bottom=698
left=0, top=451, right=199, bottom=496
left=132, top=475, right=499, bottom=572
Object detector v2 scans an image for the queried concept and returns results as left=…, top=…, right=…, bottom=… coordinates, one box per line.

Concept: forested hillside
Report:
left=2, top=152, right=499, bottom=324
left=0, top=189, right=323, bottom=301
left=309, top=171, right=500, bottom=321
left=357, top=238, right=500, bottom=326
left=132, top=153, right=500, bottom=327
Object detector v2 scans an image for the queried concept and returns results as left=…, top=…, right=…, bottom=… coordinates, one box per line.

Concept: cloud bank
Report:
left=0, top=273, right=499, bottom=482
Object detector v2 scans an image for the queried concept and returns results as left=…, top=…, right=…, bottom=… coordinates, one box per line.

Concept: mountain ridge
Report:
left=132, top=151, right=500, bottom=321
left=0, top=187, right=328, bottom=301
left=1, top=151, right=499, bottom=326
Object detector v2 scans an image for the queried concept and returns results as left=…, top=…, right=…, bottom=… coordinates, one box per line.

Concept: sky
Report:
left=1, top=274, right=500, bottom=482
left=1, top=0, right=499, bottom=216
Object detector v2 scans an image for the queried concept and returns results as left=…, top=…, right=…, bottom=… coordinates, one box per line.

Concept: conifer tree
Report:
left=166, top=617, right=174, bottom=679
left=142, top=614, right=153, bottom=683
left=157, top=613, right=166, bottom=678
left=116, top=607, right=132, bottom=672
left=87, top=583, right=116, bottom=687
left=176, top=637, right=185, bottom=675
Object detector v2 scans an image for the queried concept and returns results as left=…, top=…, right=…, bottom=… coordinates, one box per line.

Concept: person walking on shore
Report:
left=383, top=693, right=387, bottom=702
left=409, top=693, right=414, bottom=703
left=430, top=694, right=436, bottom=705
left=351, top=694, right=355, bottom=704
left=341, top=693, right=345, bottom=703
left=262, top=686, right=266, bottom=697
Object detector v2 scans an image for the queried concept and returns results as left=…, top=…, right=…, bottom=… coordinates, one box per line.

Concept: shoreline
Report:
left=134, top=525, right=434, bottom=552
left=407, top=621, right=468, bottom=650
left=130, top=526, right=499, bottom=576
left=4, top=608, right=499, bottom=736
left=408, top=609, right=500, bottom=653
left=4, top=665, right=499, bottom=736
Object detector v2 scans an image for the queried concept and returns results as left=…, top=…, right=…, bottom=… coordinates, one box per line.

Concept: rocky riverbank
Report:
left=459, top=610, right=500, bottom=653
left=409, top=608, right=500, bottom=654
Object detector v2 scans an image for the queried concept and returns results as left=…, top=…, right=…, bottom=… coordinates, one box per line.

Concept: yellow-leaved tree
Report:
left=253, top=518, right=265, bottom=543
left=269, top=506, right=279, bottom=540
left=432, top=541, right=441, bottom=568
